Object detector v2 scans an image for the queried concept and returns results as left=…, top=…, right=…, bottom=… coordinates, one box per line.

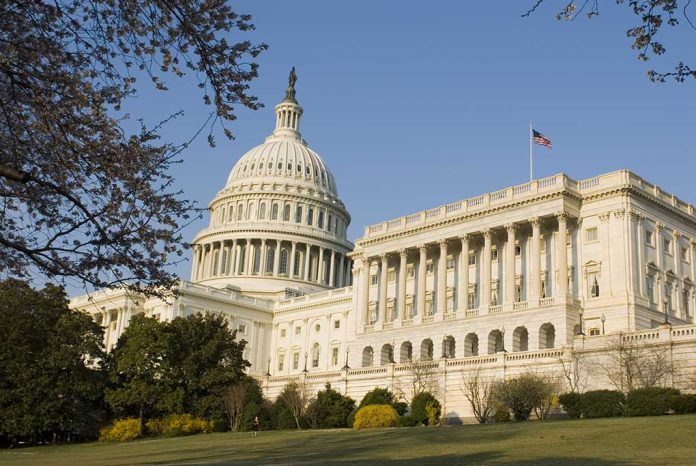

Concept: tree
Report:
left=524, top=1, right=696, bottom=82
left=460, top=366, right=496, bottom=424
left=277, top=381, right=312, bottom=430
left=0, top=1, right=266, bottom=295
left=223, top=377, right=263, bottom=432
left=493, top=373, right=560, bottom=421
left=104, top=315, right=170, bottom=433
left=594, top=334, right=676, bottom=392
left=306, top=383, right=355, bottom=429
left=0, top=279, right=106, bottom=445
left=165, top=313, right=249, bottom=419
left=557, top=350, right=589, bottom=393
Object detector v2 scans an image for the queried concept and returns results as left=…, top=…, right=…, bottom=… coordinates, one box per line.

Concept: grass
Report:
left=3, top=415, right=696, bottom=465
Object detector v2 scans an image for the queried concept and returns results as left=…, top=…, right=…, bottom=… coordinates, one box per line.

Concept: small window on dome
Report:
left=259, top=163, right=263, bottom=170
left=251, top=164, right=255, bottom=170
left=277, top=162, right=282, bottom=170
left=287, top=163, right=292, bottom=171
left=306, top=166, right=310, bottom=175
left=297, top=164, right=301, bottom=172
left=243, top=165, right=247, bottom=172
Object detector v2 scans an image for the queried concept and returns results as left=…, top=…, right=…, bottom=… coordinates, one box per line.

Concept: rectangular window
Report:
left=280, top=329, right=287, bottom=338
left=278, top=354, right=284, bottom=371
left=684, top=289, right=691, bottom=314
left=446, top=296, right=454, bottom=311
left=647, top=276, right=655, bottom=304
left=407, top=265, right=415, bottom=278
left=387, top=269, right=396, bottom=282
left=468, top=252, right=476, bottom=266
left=405, top=303, right=414, bottom=318
left=331, top=347, right=339, bottom=366
left=540, top=236, right=547, bottom=253
left=585, top=227, right=598, bottom=243
left=681, top=247, right=688, bottom=262
left=491, top=248, right=498, bottom=261
left=589, top=273, right=600, bottom=298
left=237, top=324, right=247, bottom=334
left=665, top=239, right=672, bottom=255
left=446, top=257, right=455, bottom=270
left=426, top=261, right=434, bottom=274
left=370, top=274, right=378, bottom=286
left=646, top=230, right=654, bottom=245
left=515, top=244, right=521, bottom=256
left=292, top=352, right=299, bottom=370
left=295, top=326, right=301, bottom=335
left=334, top=319, right=340, bottom=329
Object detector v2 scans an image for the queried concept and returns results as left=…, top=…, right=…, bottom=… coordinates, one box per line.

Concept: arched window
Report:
left=247, top=203, right=255, bottom=220
left=400, top=341, right=413, bottom=363
left=488, top=330, right=504, bottom=354
left=294, top=251, right=302, bottom=277
left=590, top=275, right=600, bottom=298
left=327, top=214, right=332, bottom=232
left=380, top=343, right=394, bottom=365
left=252, top=245, right=261, bottom=274
left=220, top=249, right=228, bottom=275
left=237, top=204, right=244, bottom=221
left=227, top=206, right=234, bottom=222
left=318, top=211, right=324, bottom=229
left=307, top=207, right=314, bottom=226
left=266, top=247, right=275, bottom=273
left=295, top=205, right=303, bottom=223
left=311, top=343, right=320, bottom=368
left=464, top=333, right=479, bottom=357
left=513, top=327, right=529, bottom=352
left=539, top=323, right=556, bottom=349
left=420, top=338, right=434, bottom=361
left=259, top=203, right=266, bottom=220
left=279, top=249, right=289, bottom=275
left=283, top=204, right=291, bottom=221
left=442, top=335, right=455, bottom=358
left=362, top=346, right=374, bottom=367
left=271, top=203, right=279, bottom=220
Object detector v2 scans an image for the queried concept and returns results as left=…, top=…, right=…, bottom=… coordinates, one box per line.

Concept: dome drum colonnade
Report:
left=352, top=211, right=574, bottom=332
left=191, top=68, right=353, bottom=295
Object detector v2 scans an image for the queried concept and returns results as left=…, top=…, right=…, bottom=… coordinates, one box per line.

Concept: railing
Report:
left=422, top=315, right=434, bottom=324
left=540, top=297, right=555, bottom=307
left=383, top=322, right=394, bottom=330
left=489, top=305, right=503, bottom=314
left=444, top=312, right=456, bottom=321
left=465, top=308, right=480, bottom=318
left=363, top=324, right=374, bottom=332
left=402, top=319, right=413, bottom=326
left=513, top=301, right=528, bottom=311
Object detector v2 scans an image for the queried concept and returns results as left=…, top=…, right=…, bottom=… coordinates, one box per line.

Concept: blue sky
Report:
left=106, top=2, right=696, bottom=286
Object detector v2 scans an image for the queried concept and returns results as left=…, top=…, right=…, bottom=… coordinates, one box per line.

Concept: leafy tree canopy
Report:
left=0, top=279, right=106, bottom=443
left=0, top=1, right=266, bottom=295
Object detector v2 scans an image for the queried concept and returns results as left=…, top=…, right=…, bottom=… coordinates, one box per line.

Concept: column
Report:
left=691, top=240, right=696, bottom=314
left=273, top=240, right=281, bottom=276
left=673, top=231, right=682, bottom=316
left=437, top=240, right=448, bottom=314
left=304, top=244, right=312, bottom=281
left=329, top=250, right=336, bottom=287
left=319, top=247, right=326, bottom=284
left=217, top=242, right=225, bottom=276
left=245, top=239, right=253, bottom=275
left=234, top=241, right=242, bottom=275
left=361, top=257, right=372, bottom=326
left=635, top=214, right=646, bottom=296
left=530, top=218, right=542, bottom=303
left=379, top=254, right=388, bottom=322
left=290, top=241, right=297, bottom=278
left=190, top=245, right=198, bottom=281
left=458, top=234, right=469, bottom=310
left=260, top=239, right=267, bottom=275
left=398, top=249, right=407, bottom=320
left=556, top=212, right=569, bottom=298
left=656, top=223, right=665, bottom=310
left=417, top=245, right=427, bottom=317
left=505, top=224, right=517, bottom=306
left=338, top=254, right=345, bottom=287
left=481, top=229, right=492, bottom=310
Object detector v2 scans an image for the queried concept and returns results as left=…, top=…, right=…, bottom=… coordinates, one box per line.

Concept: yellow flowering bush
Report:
left=99, top=418, right=142, bottom=442
left=353, top=404, right=397, bottom=430
left=146, top=414, right=213, bottom=437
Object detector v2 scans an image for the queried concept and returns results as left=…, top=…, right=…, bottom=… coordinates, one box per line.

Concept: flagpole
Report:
left=529, top=121, right=533, bottom=182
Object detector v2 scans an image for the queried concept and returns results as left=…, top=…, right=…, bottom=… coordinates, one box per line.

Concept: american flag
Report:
left=533, top=129, right=552, bottom=149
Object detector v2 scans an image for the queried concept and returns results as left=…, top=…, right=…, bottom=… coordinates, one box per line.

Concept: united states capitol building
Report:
left=71, top=72, right=696, bottom=421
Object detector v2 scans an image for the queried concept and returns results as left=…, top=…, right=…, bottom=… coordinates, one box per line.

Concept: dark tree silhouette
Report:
left=0, top=1, right=266, bottom=295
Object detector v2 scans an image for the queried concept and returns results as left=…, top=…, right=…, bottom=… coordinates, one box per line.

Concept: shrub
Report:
left=558, top=392, right=582, bottom=419
left=146, top=414, right=212, bottom=437
left=492, top=403, right=511, bottom=423
left=307, top=383, right=356, bottom=429
left=271, top=399, right=301, bottom=430
left=99, top=418, right=141, bottom=442
left=493, top=374, right=554, bottom=421
left=358, top=387, right=407, bottom=415
left=425, top=401, right=440, bottom=426
left=579, top=390, right=625, bottom=418
left=411, top=392, right=441, bottom=426
left=671, top=394, right=696, bottom=414
left=396, top=415, right=420, bottom=427
left=626, top=387, right=681, bottom=417
left=353, top=405, right=398, bottom=429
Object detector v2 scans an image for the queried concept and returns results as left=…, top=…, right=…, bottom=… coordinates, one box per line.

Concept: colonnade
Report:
left=192, top=238, right=352, bottom=288
left=355, top=212, right=572, bottom=330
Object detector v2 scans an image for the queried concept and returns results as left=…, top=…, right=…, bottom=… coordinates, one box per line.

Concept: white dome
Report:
left=226, top=138, right=338, bottom=197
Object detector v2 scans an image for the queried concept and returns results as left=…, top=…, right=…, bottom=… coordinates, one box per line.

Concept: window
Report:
left=237, top=324, right=247, bottom=334
left=252, top=245, right=261, bottom=274
left=259, top=203, right=266, bottom=220
left=237, top=204, right=244, bottom=221
left=294, top=251, right=301, bottom=277
left=665, top=239, right=672, bottom=255
left=491, top=247, right=498, bottom=261
left=278, top=354, right=285, bottom=371
left=280, top=328, right=286, bottom=338
left=468, top=252, right=476, bottom=266
left=405, top=303, right=414, bottom=318
left=295, top=326, right=301, bottom=335
left=666, top=282, right=673, bottom=310
left=295, top=205, right=303, bottom=223
left=683, top=289, right=690, bottom=314
left=585, top=227, right=598, bottom=243
left=589, top=274, right=600, bottom=298
left=647, top=275, right=655, bottom=304
left=306, top=207, right=314, bottom=225
left=311, top=344, right=320, bottom=368
left=387, top=269, right=396, bottom=282
left=589, top=328, right=600, bottom=336
left=371, top=274, right=378, bottom=286
left=426, top=299, right=434, bottom=316
left=266, top=249, right=275, bottom=274
left=315, top=324, right=321, bottom=332
left=318, top=211, right=324, bottom=229
left=540, top=279, right=547, bottom=299
left=327, top=214, right=333, bottom=232
left=515, top=244, right=522, bottom=256
left=426, top=261, right=434, bottom=274
left=292, top=352, right=299, bottom=370
left=279, top=249, right=288, bottom=275
left=407, top=265, right=415, bottom=278
left=681, top=247, right=689, bottom=262
left=446, top=257, right=455, bottom=270
left=446, top=296, right=454, bottom=312
left=283, top=204, right=291, bottom=221
left=227, top=206, right=234, bottom=222
left=334, top=320, right=340, bottom=329
left=467, top=290, right=476, bottom=309
left=540, top=236, right=547, bottom=253
left=646, top=230, right=654, bottom=245
left=271, top=203, right=279, bottom=220
left=331, top=347, right=339, bottom=366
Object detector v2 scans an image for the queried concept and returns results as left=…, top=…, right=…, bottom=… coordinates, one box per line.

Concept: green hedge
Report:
left=411, top=392, right=441, bottom=426
left=626, top=387, right=681, bottom=417
left=579, top=390, right=625, bottom=418
left=671, top=394, right=696, bottom=414
left=558, top=392, right=582, bottom=419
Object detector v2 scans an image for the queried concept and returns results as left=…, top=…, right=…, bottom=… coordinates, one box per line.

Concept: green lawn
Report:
left=3, top=415, right=696, bottom=465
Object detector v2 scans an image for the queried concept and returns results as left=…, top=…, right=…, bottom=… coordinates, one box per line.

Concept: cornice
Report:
left=273, top=295, right=352, bottom=315
left=192, top=226, right=354, bottom=250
